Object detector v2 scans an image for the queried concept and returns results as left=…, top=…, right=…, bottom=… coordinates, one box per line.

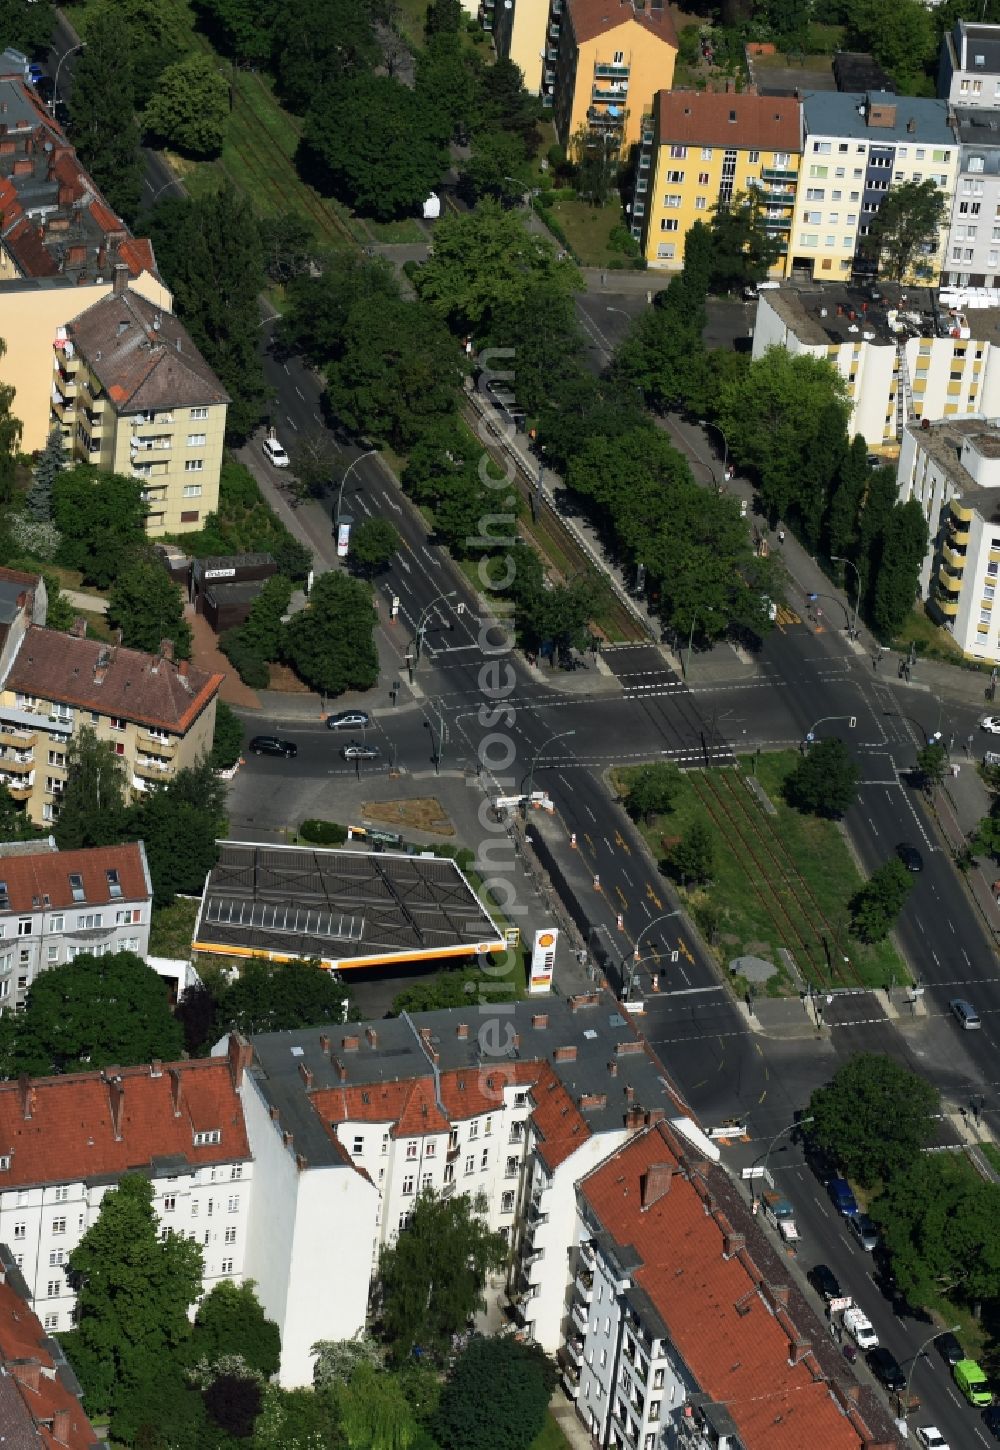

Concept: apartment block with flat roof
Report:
left=0, top=625, right=222, bottom=826
left=634, top=88, right=801, bottom=270
left=944, top=107, right=1000, bottom=288
left=939, top=19, right=1000, bottom=108
left=789, top=91, right=957, bottom=284
left=53, top=284, right=229, bottom=536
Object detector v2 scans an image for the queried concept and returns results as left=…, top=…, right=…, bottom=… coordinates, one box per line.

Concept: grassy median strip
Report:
left=616, top=751, right=909, bottom=994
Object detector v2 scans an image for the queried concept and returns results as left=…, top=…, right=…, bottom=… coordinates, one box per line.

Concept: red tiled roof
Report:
left=528, top=1063, right=591, bottom=1169
left=0, top=1058, right=249, bottom=1190
left=0, top=1276, right=98, bottom=1449
left=0, top=566, right=41, bottom=592
left=0, top=842, right=149, bottom=914
left=314, top=1062, right=542, bottom=1141
left=580, top=1126, right=874, bottom=1450
left=7, top=627, right=222, bottom=734
left=568, top=0, right=677, bottom=49
left=656, top=89, right=801, bottom=152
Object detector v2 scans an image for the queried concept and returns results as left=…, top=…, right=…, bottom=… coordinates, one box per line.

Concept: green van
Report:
left=954, top=1358, right=992, bottom=1407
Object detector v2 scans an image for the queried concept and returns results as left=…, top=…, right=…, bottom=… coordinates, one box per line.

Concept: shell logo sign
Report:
left=529, top=928, right=558, bottom=995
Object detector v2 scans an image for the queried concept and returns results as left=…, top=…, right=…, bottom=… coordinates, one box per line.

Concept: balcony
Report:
left=587, top=106, right=625, bottom=129
left=447, top=1142, right=460, bottom=1162
left=571, top=1299, right=589, bottom=1335
left=937, top=561, right=963, bottom=590
left=0, top=775, right=33, bottom=800
left=0, top=753, right=34, bottom=774
left=53, top=372, right=76, bottom=399
left=763, top=218, right=792, bottom=231
left=761, top=167, right=797, bottom=182
left=134, top=757, right=174, bottom=783
left=761, top=187, right=796, bottom=204
left=935, top=593, right=960, bottom=617
left=580, top=1238, right=596, bottom=1266
left=574, top=1267, right=594, bottom=1302
left=565, top=1336, right=584, bottom=1365
left=942, top=541, right=967, bottom=570
left=561, top=1363, right=581, bottom=1399
left=593, top=85, right=628, bottom=103
left=0, top=728, right=35, bottom=749
left=138, top=731, right=176, bottom=756
left=594, top=62, right=629, bottom=78
left=548, top=22, right=560, bottom=37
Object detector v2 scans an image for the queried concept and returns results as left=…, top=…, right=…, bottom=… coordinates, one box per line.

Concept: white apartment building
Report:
left=0, top=841, right=152, bottom=1011
left=564, top=1121, right=896, bottom=1450
left=897, top=413, right=1000, bottom=660
left=0, top=1046, right=253, bottom=1337
left=228, top=990, right=689, bottom=1386
left=939, top=19, right=1000, bottom=108
left=752, top=283, right=1000, bottom=449
left=943, top=108, right=1000, bottom=289
left=788, top=91, right=956, bottom=284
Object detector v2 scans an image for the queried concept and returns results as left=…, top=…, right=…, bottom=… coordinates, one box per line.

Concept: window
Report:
left=46, top=1280, right=60, bottom=1297
left=13, top=1222, right=25, bottom=1239
left=47, top=750, right=65, bottom=767
left=701, top=146, right=712, bottom=160
left=381, top=1134, right=389, bottom=1155
left=227, top=1195, right=239, bottom=1213
left=184, top=459, right=203, bottom=472
left=190, top=407, right=208, bottom=420
left=480, top=1149, right=489, bottom=1170
left=16, top=919, right=30, bottom=938
left=76, top=913, right=102, bottom=930
left=109, top=718, right=126, bottom=734
left=659, top=219, right=678, bottom=232
left=220, top=1258, right=234, bottom=1274
left=406, top=1139, right=418, bottom=1159
left=44, top=1313, right=58, bottom=1330
left=182, top=484, right=202, bottom=497
left=664, top=170, right=683, bottom=184
left=668, top=145, right=687, bottom=159
left=0, top=1156, right=9, bottom=1172
left=191, top=1200, right=199, bottom=1216
left=421, top=1172, right=432, bottom=1189
left=465, top=1155, right=475, bottom=1175
left=49, top=1250, right=64, bottom=1267
left=224, top=1226, right=236, bottom=1243
left=694, top=196, right=706, bottom=210
left=402, top=1175, right=415, bottom=1195
left=501, top=1189, right=515, bottom=1213
left=697, top=171, right=709, bottom=185
left=180, top=510, right=199, bottom=523
left=805, top=188, right=824, bottom=201
left=468, top=1121, right=479, bottom=1140
left=187, top=433, right=207, bottom=447
left=514, top=1091, right=528, bottom=1107
left=506, top=1156, right=519, bottom=1178
left=662, top=193, right=681, bottom=208
left=352, top=1135, right=364, bottom=1154
left=813, top=141, right=831, bottom=154
left=613, top=49, right=623, bottom=63
left=115, top=908, right=142, bottom=926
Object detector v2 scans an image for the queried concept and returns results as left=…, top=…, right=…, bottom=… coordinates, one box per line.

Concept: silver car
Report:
left=950, top=998, right=981, bottom=1030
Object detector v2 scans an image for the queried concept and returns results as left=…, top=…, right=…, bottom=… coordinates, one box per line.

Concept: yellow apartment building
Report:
left=789, top=91, right=958, bottom=284
left=52, top=284, right=229, bottom=537
left=0, top=625, right=222, bottom=827
left=551, top=0, right=677, bottom=157
left=633, top=89, right=802, bottom=269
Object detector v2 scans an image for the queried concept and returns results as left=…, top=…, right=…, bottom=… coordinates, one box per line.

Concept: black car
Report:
left=984, top=1404, right=1000, bottom=1440
left=327, top=710, right=372, bottom=731
left=936, top=1331, right=964, bottom=1367
left=896, top=842, right=924, bottom=872
left=867, top=1346, right=905, bottom=1393
left=249, top=735, right=297, bottom=759
left=808, top=1264, right=842, bottom=1301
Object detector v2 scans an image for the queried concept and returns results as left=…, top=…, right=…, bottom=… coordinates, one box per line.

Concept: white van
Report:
left=842, top=1305, right=878, bottom=1350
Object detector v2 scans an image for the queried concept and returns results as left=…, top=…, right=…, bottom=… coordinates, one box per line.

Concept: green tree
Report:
left=871, top=499, right=928, bottom=639
left=844, top=0, right=935, bottom=90
left=12, top=951, right=183, bottom=1076
left=128, top=760, right=226, bottom=904
left=798, top=400, right=849, bottom=551
left=415, top=202, right=580, bottom=334
left=0, top=337, right=22, bottom=508
left=623, top=762, right=681, bottom=824
left=426, top=0, right=463, bottom=38
left=197, top=0, right=280, bottom=66
left=290, top=431, right=343, bottom=500
left=0, top=0, right=54, bottom=56
left=25, top=428, right=65, bottom=522
left=53, top=727, right=129, bottom=850
left=210, top=699, right=244, bottom=771
left=669, top=818, right=715, bottom=885
left=459, top=130, right=531, bottom=208
left=219, top=958, right=349, bottom=1034
left=850, top=856, right=914, bottom=943
left=300, top=75, right=448, bottom=221
left=825, top=434, right=869, bottom=560
left=870, top=1154, right=1000, bottom=1314
left=916, top=739, right=948, bottom=794
left=784, top=737, right=860, bottom=819
left=863, top=178, right=947, bottom=282
left=312, top=1333, right=383, bottom=1388
left=0, top=786, right=43, bottom=842
left=416, top=32, right=478, bottom=141
left=259, top=214, right=316, bottom=285
left=390, top=965, right=513, bottom=1017
left=612, top=276, right=705, bottom=414
left=68, top=7, right=143, bottom=220
left=52, top=465, right=147, bottom=588
left=488, top=283, right=583, bottom=414
left=708, top=190, right=782, bottom=292
left=106, top=559, right=192, bottom=658
left=337, top=1361, right=418, bottom=1450
left=143, top=52, right=229, bottom=158
left=63, top=1176, right=202, bottom=1415
left=283, top=570, right=378, bottom=697
left=148, top=188, right=266, bottom=442
left=377, top=1190, right=507, bottom=1361
left=254, top=1382, right=340, bottom=1450
left=806, top=1053, right=938, bottom=1189
left=278, top=254, right=400, bottom=369
left=221, top=572, right=293, bottom=686
left=325, top=295, right=460, bottom=450
left=475, top=59, right=542, bottom=153
left=716, top=348, right=851, bottom=520
left=855, top=465, right=898, bottom=610
left=183, top=1279, right=281, bottom=1379
left=351, top=518, right=399, bottom=576
left=272, top=0, right=378, bottom=115
left=433, top=1337, right=557, bottom=1450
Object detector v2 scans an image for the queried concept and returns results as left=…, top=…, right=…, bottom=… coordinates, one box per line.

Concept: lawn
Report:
left=538, top=193, right=633, bottom=267
left=148, top=896, right=200, bottom=959
left=616, top=751, right=909, bottom=993
left=531, top=1411, right=572, bottom=1450
left=893, top=602, right=977, bottom=668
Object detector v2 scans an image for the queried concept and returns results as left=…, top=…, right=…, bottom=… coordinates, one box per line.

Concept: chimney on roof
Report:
left=625, top=1084, right=635, bottom=1104
left=69, top=615, right=87, bottom=638
left=319, top=1033, right=330, bottom=1053
left=177, top=659, right=189, bottom=678
left=722, top=1227, right=745, bottom=1259
left=615, top=1039, right=643, bottom=1057
left=150, top=1059, right=162, bottom=1078
left=578, top=1091, right=607, bottom=1110
left=17, top=1074, right=32, bottom=1121
left=641, top=1162, right=673, bottom=1208
left=52, top=1407, right=71, bottom=1444
left=298, top=1061, right=314, bottom=1090
left=342, top=1035, right=359, bottom=1052
left=159, top=638, right=174, bottom=663
left=608, top=1059, right=618, bottom=1077
left=169, top=1067, right=183, bottom=1118
left=227, top=1034, right=251, bottom=1089
left=334, top=1057, right=347, bottom=1082
left=456, top=1022, right=469, bottom=1039
left=531, top=1013, right=548, bottom=1029
left=769, top=1283, right=790, bottom=1307
left=365, top=1026, right=377, bottom=1049
left=269, top=1104, right=280, bottom=1121
left=113, top=261, right=128, bottom=296
left=625, top=1105, right=645, bottom=1130
left=553, top=1045, right=577, bottom=1063
left=107, top=1074, right=125, bottom=1140
left=568, top=992, right=599, bottom=1012
left=283, top=1130, right=294, bottom=1150
left=10, top=1360, right=40, bottom=1393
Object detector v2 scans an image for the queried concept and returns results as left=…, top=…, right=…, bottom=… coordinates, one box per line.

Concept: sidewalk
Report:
left=929, top=764, right=1000, bottom=940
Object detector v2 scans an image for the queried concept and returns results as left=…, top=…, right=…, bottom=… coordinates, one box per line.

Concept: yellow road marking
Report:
left=614, top=831, right=631, bottom=855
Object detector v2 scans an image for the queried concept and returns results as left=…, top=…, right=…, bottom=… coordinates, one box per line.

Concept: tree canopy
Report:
left=283, top=570, right=379, bottom=697
left=806, top=1053, right=939, bottom=1189
left=52, top=467, right=147, bottom=589
left=863, top=177, right=948, bottom=283
left=182, top=1279, right=281, bottom=1379
left=623, top=762, right=681, bottom=824
left=784, top=738, right=860, bottom=819
left=143, top=51, right=229, bottom=158
left=850, top=857, right=914, bottom=943
left=106, top=559, right=192, bottom=659
left=434, top=1337, right=557, bottom=1450
left=68, top=7, right=143, bottom=219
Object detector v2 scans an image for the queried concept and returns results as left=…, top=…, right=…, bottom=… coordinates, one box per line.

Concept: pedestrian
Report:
left=601, top=271, right=606, bottom=286
left=777, top=528, right=785, bottom=545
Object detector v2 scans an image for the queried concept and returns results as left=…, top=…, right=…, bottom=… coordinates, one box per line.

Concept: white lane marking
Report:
left=295, top=385, right=305, bottom=399
left=285, top=415, right=298, bottom=431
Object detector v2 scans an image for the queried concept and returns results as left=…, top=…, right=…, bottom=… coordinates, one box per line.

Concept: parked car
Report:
left=808, top=1264, right=842, bottom=1301
left=842, top=1305, right=878, bottom=1350
left=849, top=1213, right=879, bottom=1252
left=326, top=710, right=371, bottom=731
left=867, top=1346, right=905, bottom=1393
left=981, top=715, right=1000, bottom=734
left=950, top=997, right=982, bottom=1030
left=262, top=430, right=290, bottom=468
left=827, top=1177, right=859, bottom=1216
left=341, top=742, right=381, bottom=762
left=915, top=1428, right=950, bottom=1450
left=896, top=842, right=924, bottom=872
left=936, top=1332, right=963, bottom=1367
left=954, top=1358, right=992, bottom=1407
left=249, top=735, right=297, bottom=759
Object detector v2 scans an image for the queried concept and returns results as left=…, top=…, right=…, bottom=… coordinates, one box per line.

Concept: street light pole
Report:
left=901, top=1324, right=960, bottom=1425
left=335, top=448, right=377, bottom=529
left=698, top=418, right=730, bottom=482
left=752, top=1116, right=813, bottom=1208
left=423, top=705, right=446, bottom=775
left=525, top=728, right=577, bottom=803
left=830, top=555, right=861, bottom=641
left=683, top=613, right=698, bottom=679
left=803, top=713, right=857, bottom=750
left=622, top=909, right=681, bottom=999
left=412, top=589, right=458, bottom=664
left=52, top=42, right=85, bottom=115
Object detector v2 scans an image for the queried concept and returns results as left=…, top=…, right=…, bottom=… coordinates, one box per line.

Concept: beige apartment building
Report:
left=0, top=625, right=222, bottom=826
left=53, top=284, right=229, bottom=535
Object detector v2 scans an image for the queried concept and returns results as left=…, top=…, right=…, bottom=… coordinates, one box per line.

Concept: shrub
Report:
left=299, top=819, right=348, bottom=845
